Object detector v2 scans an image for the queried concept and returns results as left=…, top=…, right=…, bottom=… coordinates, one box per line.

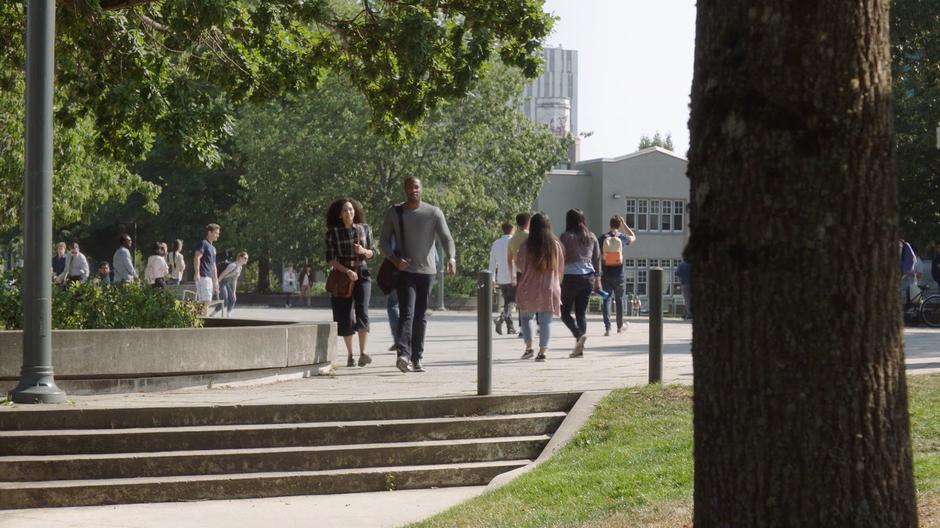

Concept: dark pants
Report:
left=561, top=273, right=594, bottom=339
left=331, top=269, right=372, bottom=337
left=396, top=271, right=433, bottom=363
left=601, top=274, right=626, bottom=331
left=498, top=283, right=516, bottom=322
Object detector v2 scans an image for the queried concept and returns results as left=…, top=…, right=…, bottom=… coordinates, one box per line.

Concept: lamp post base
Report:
left=11, top=379, right=66, bottom=404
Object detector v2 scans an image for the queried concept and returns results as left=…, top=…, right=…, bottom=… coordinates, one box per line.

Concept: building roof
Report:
left=574, top=146, right=688, bottom=166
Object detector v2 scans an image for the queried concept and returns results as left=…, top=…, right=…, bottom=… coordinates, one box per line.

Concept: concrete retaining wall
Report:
left=0, top=322, right=336, bottom=392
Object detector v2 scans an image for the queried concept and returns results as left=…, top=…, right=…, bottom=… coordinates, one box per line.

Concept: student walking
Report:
left=515, top=213, right=564, bottom=362
left=112, top=234, right=139, bottom=283
left=488, top=222, right=516, bottom=335
left=144, top=242, right=169, bottom=288
left=380, top=177, right=456, bottom=373
left=559, top=208, right=601, bottom=358
left=51, top=242, right=67, bottom=281
left=219, top=252, right=249, bottom=316
left=194, top=224, right=221, bottom=312
left=166, top=239, right=186, bottom=285
left=598, top=215, right=637, bottom=335
left=58, top=242, right=90, bottom=284
left=326, top=198, right=376, bottom=368
left=298, top=265, right=315, bottom=307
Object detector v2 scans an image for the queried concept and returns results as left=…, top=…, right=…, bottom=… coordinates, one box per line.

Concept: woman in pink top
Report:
left=514, top=213, right=565, bottom=362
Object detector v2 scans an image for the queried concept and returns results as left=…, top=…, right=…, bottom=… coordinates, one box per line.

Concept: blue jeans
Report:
left=220, top=282, right=236, bottom=314
left=601, top=274, right=626, bottom=331
left=521, top=311, right=553, bottom=348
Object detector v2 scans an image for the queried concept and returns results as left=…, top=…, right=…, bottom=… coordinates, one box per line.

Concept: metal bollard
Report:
left=477, top=271, right=492, bottom=395
left=649, top=267, right=663, bottom=384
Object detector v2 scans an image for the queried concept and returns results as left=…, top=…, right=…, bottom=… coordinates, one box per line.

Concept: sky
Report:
left=540, top=0, right=697, bottom=160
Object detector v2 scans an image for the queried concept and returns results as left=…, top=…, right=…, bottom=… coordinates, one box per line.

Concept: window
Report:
left=628, top=198, right=685, bottom=233
left=624, top=199, right=637, bottom=229
left=636, top=259, right=648, bottom=296
left=662, top=201, right=672, bottom=231
left=673, top=200, right=685, bottom=233
left=624, top=260, right=636, bottom=294
left=649, top=200, right=660, bottom=231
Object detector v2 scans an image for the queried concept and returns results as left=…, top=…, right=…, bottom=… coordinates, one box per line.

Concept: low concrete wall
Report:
left=0, top=322, right=336, bottom=393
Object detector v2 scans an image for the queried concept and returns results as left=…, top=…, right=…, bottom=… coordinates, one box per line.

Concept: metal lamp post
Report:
left=11, top=0, right=66, bottom=404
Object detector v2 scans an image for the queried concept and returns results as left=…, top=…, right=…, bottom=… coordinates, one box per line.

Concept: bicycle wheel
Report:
left=921, top=295, right=940, bottom=328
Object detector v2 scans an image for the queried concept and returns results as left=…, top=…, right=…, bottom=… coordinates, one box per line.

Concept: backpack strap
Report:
left=394, top=204, right=406, bottom=258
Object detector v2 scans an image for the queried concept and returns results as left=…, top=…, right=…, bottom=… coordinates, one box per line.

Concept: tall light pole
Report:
left=11, top=0, right=65, bottom=404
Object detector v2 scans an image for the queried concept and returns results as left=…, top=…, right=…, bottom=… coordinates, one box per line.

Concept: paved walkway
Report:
left=3, top=306, right=939, bottom=527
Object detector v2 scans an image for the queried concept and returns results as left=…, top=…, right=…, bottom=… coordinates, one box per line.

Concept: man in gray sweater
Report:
left=380, top=177, right=456, bottom=373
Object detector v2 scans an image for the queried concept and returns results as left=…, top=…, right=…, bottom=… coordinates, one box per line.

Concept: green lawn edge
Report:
left=410, top=374, right=940, bottom=528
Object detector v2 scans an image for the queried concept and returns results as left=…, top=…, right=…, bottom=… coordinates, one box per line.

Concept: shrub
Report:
left=0, top=270, right=202, bottom=330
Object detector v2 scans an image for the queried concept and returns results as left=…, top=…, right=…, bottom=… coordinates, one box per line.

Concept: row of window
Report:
left=624, top=199, right=685, bottom=233
left=622, top=259, right=684, bottom=297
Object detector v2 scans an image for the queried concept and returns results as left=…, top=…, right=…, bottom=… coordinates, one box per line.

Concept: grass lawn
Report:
left=411, top=374, right=940, bottom=528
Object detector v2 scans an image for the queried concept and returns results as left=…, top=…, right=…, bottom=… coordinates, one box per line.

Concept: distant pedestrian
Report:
left=112, top=234, right=139, bottom=283
left=598, top=215, right=637, bottom=335
left=489, top=222, right=517, bottom=335
left=166, top=239, right=185, bottom=285
left=515, top=213, right=564, bottom=362
left=58, top=242, right=89, bottom=284
left=95, top=261, right=111, bottom=285
left=901, top=238, right=917, bottom=306
left=219, top=252, right=249, bottom=316
left=144, top=242, right=168, bottom=288
left=380, top=177, right=456, bottom=373
left=51, top=242, right=67, bottom=281
left=559, top=208, right=601, bottom=358
left=931, top=245, right=940, bottom=287
left=194, top=224, right=221, bottom=310
left=326, top=197, right=376, bottom=368
left=298, top=265, right=315, bottom=307
left=282, top=265, right=297, bottom=307
left=676, top=247, right=692, bottom=320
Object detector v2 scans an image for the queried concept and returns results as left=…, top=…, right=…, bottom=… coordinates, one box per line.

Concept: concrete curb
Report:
left=484, top=389, right=610, bottom=491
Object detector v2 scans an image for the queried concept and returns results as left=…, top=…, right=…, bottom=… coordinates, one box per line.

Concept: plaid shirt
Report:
left=326, top=223, right=373, bottom=269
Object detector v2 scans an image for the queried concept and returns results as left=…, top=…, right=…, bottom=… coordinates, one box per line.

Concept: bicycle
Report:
left=903, top=284, right=940, bottom=328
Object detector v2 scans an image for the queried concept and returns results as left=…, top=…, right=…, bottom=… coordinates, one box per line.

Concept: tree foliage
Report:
left=0, top=0, right=553, bottom=234
left=893, top=0, right=939, bottom=252
left=225, top=64, right=567, bottom=287
left=638, top=131, right=675, bottom=151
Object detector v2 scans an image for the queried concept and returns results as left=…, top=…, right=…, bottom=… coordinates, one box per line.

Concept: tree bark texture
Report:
left=688, top=1, right=917, bottom=526
left=256, top=256, right=271, bottom=293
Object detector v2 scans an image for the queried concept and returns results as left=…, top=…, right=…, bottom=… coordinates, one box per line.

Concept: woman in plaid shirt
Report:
left=326, top=197, right=376, bottom=367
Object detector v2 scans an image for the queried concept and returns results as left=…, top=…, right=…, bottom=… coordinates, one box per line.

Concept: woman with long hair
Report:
left=559, top=208, right=601, bottom=357
left=166, top=239, right=186, bottom=285
left=325, top=197, right=375, bottom=367
left=514, top=213, right=565, bottom=361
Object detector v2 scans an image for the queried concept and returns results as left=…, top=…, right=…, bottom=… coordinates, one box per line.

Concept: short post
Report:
left=649, top=267, right=663, bottom=384
left=435, top=241, right=446, bottom=311
left=477, top=270, right=492, bottom=395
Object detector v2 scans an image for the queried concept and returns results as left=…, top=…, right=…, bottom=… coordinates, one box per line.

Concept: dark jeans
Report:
left=331, top=269, right=372, bottom=337
left=601, top=274, right=626, bottom=330
left=498, top=283, right=516, bottom=321
left=561, top=273, right=594, bottom=339
left=395, top=271, right=433, bottom=362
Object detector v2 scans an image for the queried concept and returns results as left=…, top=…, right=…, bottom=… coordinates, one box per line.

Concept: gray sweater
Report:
left=380, top=202, right=456, bottom=275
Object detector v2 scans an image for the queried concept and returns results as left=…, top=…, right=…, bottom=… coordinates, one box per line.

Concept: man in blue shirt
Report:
left=112, top=234, right=138, bottom=283
left=194, top=224, right=221, bottom=309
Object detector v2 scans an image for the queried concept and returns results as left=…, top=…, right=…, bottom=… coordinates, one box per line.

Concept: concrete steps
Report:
left=0, top=392, right=580, bottom=508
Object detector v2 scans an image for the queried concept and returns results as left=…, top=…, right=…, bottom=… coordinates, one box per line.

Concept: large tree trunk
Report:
left=688, top=1, right=917, bottom=525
